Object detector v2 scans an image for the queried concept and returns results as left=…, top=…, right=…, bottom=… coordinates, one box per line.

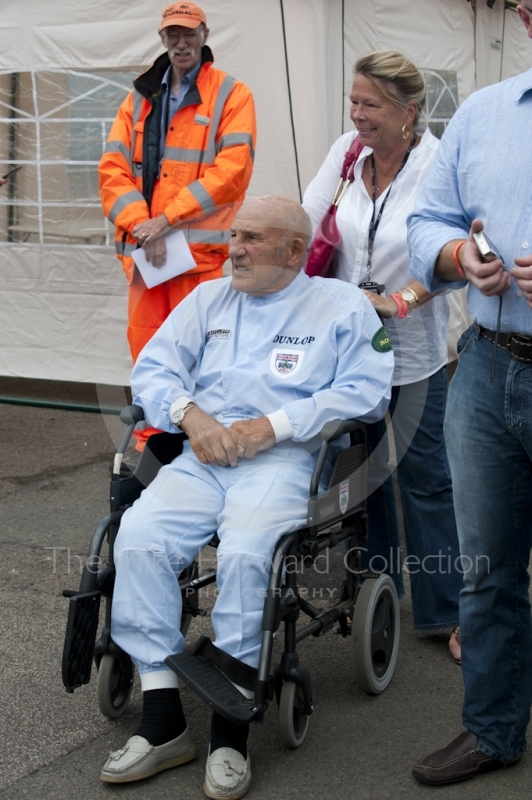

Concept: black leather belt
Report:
left=478, top=326, right=532, bottom=363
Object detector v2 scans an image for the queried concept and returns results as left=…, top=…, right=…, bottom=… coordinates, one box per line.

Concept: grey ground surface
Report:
left=0, top=398, right=530, bottom=800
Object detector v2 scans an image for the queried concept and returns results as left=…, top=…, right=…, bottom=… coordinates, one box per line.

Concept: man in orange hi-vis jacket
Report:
left=99, top=2, right=256, bottom=450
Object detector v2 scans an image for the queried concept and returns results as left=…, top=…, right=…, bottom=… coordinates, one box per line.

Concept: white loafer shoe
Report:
left=100, top=729, right=196, bottom=783
left=204, top=746, right=252, bottom=799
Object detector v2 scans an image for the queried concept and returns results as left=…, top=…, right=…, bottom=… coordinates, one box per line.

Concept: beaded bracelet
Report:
left=391, top=292, right=409, bottom=319
left=452, top=240, right=467, bottom=279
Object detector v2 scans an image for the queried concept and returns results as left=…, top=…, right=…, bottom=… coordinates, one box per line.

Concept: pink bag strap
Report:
left=331, top=135, right=363, bottom=207
left=340, top=134, right=363, bottom=182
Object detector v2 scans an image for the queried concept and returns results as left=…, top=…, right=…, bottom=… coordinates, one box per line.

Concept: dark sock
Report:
left=210, top=712, right=249, bottom=759
left=133, top=688, right=187, bottom=746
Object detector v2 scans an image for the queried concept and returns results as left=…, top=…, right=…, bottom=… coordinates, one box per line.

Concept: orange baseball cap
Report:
left=159, top=2, right=207, bottom=32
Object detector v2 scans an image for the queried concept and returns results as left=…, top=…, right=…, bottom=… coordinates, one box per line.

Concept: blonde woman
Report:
left=304, top=51, right=462, bottom=660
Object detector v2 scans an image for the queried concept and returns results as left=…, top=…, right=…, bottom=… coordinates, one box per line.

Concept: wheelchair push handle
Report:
left=112, top=405, right=146, bottom=477
left=119, top=405, right=145, bottom=426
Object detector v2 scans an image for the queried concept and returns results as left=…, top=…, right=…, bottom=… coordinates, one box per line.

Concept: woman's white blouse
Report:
left=303, top=128, right=449, bottom=386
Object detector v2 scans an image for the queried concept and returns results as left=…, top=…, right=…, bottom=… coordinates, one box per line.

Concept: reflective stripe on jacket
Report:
left=99, top=47, right=256, bottom=282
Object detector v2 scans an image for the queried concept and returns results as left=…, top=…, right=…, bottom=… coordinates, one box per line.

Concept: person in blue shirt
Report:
left=100, top=195, right=394, bottom=797
left=407, top=4, right=532, bottom=786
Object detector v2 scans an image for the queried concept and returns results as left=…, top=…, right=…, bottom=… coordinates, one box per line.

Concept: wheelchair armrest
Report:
left=320, top=418, right=365, bottom=443
left=310, top=418, right=366, bottom=500
left=120, top=405, right=145, bottom=426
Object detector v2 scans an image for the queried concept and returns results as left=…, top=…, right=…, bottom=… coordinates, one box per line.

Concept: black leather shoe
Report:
left=412, top=731, right=521, bottom=785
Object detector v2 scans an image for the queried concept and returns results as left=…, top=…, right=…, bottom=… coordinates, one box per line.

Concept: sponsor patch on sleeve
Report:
left=372, top=327, right=392, bottom=353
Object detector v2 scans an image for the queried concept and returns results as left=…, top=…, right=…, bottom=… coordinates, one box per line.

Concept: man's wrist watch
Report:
left=170, top=401, right=196, bottom=429
left=397, top=287, right=419, bottom=313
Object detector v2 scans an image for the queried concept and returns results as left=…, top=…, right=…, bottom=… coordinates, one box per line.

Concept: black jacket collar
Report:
left=134, top=45, right=214, bottom=100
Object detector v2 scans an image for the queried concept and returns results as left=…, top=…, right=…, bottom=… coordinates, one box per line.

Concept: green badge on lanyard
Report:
left=372, top=327, right=392, bottom=353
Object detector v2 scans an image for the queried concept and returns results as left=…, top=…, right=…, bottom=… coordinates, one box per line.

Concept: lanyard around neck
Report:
left=365, top=133, right=417, bottom=279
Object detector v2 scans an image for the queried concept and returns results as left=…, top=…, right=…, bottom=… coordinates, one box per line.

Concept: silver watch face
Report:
left=172, top=402, right=195, bottom=427
left=401, top=289, right=416, bottom=304
left=171, top=408, right=185, bottom=426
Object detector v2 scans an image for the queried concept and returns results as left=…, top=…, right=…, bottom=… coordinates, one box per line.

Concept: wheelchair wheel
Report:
left=351, top=574, right=399, bottom=695
left=278, top=681, right=309, bottom=749
left=97, top=653, right=134, bottom=719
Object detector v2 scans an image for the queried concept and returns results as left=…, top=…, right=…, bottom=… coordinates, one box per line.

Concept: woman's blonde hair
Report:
left=354, top=50, right=426, bottom=124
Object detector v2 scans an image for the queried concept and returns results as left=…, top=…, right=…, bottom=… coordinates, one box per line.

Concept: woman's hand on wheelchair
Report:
left=180, top=406, right=239, bottom=467
left=228, top=417, right=276, bottom=459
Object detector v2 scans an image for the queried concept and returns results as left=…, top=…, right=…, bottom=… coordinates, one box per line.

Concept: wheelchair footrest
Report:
left=165, top=644, right=262, bottom=726
left=62, top=590, right=101, bottom=692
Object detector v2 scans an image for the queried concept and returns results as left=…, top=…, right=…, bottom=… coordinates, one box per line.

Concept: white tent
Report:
left=0, top=0, right=530, bottom=386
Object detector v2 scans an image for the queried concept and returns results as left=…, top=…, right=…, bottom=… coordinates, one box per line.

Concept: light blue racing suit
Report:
left=111, top=270, right=394, bottom=683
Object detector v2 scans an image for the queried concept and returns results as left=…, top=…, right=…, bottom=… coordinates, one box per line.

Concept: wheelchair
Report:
left=62, top=405, right=400, bottom=748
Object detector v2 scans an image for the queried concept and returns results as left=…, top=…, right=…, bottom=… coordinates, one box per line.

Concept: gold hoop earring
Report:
left=402, top=124, right=409, bottom=140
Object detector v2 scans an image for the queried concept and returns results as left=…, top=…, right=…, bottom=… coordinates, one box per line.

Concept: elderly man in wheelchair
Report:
left=63, top=196, right=394, bottom=798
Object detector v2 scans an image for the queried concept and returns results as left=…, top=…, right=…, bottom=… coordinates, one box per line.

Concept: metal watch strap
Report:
left=171, top=401, right=196, bottom=429
left=179, top=402, right=196, bottom=428
left=398, top=287, right=418, bottom=311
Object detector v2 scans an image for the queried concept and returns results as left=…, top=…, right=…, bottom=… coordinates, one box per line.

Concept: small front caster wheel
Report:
left=97, top=653, right=134, bottom=719
left=278, top=681, right=309, bottom=748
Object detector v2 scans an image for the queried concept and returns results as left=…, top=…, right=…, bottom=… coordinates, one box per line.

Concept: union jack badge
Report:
left=270, top=348, right=305, bottom=380
left=276, top=353, right=298, bottom=373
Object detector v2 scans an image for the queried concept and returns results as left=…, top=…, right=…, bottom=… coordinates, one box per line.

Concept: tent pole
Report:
left=341, top=0, right=345, bottom=135
left=279, top=0, right=302, bottom=201
left=500, top=4, right=507, bottom=82
left=7, top=73, right=19, bottom=242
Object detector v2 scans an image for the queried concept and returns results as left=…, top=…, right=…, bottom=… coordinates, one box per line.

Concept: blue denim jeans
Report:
left=444, top=326, right=532, bottom=761
left=362, top=365, right=462, bottom=630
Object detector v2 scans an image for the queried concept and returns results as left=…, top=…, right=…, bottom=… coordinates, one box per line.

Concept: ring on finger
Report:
left=236, top=443, right=245, bottom=455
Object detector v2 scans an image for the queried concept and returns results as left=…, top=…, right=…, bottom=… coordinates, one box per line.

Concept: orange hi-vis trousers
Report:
left=129, top=266, right=223, bottom=449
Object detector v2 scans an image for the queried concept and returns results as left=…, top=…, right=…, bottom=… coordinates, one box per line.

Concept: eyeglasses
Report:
left=163, top=28, right=202, bottom=44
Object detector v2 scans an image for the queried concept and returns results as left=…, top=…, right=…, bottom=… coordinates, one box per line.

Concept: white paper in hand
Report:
left=132, top=230, right=196, bottom=289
